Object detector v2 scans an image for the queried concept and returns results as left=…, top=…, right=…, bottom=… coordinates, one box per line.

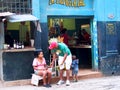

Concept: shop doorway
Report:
left=48, top=16, right=94, bottom=69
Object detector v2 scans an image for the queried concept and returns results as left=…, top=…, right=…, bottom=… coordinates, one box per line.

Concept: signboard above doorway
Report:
left=49, top=0, right=85, bottom=7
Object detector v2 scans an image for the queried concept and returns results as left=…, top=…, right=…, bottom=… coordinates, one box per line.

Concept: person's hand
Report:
left=47, top=65, right=51, bottom=68
left=45, top=65, right=48, bottom=70
left=60, top=61, right=64, bottom=66
left=50, top=62, right=54, bottom=68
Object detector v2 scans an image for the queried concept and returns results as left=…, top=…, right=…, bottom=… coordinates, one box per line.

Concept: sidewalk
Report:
left=0, top=69, right=102, bottom=88
left=1, top=76, right=120, bottom=90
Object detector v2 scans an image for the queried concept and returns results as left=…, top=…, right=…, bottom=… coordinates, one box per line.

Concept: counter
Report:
left=0, top=47, right=35, bottom=81
left=69, top=45, right=91, bottom=48
left=2, top=47, right=35, bottom=52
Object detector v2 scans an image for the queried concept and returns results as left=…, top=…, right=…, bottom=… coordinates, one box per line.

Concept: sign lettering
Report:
left=49, top=0, right=85, bottom=7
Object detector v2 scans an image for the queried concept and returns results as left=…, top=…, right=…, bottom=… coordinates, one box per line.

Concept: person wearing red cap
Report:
left=49, top=42, right=72, bottom=86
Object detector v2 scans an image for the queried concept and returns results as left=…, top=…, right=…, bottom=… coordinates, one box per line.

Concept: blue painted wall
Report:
left=33, top=0, right=94, bottom=22
left=2, top=51, right=34, bottom=81
left=32, top=0, right=120, bottom=75
left=94, top=0, right=120, bottom=75
left=94, top=0, right=120, bottom=21
left=4, top=0, right=120, bottom=81
left=32, top=0, right=95, bottom=65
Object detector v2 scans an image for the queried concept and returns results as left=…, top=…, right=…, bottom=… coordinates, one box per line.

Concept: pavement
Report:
left=0, top=76, right=120, bottom=90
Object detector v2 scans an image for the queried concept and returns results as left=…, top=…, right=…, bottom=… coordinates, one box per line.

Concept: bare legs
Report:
left=59, top=69, right=70, bottom=81
left=47, top=70, right=52, bottom=84
left=38, top=70, right=52, bottom=85
left=59, top=69, right=64, bottom=80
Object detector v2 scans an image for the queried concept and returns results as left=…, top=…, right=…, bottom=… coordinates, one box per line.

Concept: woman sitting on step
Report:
left=32, top=49, right=52, bottom=87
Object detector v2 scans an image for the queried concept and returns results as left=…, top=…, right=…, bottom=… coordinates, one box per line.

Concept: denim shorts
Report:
left=34, top=70, right=39, bottom=75
left=72, top=69, right=78, bottom=75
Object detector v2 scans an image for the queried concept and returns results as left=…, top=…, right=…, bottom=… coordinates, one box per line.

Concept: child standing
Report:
left=71, top=55, right=79, bottom=82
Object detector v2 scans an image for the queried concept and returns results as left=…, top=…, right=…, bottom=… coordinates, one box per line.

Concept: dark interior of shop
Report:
left=4, top=17, right=92, bottom=69
left=4, top=21, right=36, bottom=48
left=48, top=17, right=92, bottom=69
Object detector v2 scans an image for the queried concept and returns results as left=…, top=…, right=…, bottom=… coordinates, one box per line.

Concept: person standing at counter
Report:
left=60, top=28, right=71, bottom=46
left=19, top=22, right=30, bottom=46
left=32, top=49, right=52, bottom=87
left=49, top=41, right=72, bottom=86
left=81, top=29, right=91, bottom=44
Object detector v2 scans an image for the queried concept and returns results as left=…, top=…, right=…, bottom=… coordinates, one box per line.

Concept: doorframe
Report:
left=90, top=18, right=99, bottom=70
left=47, top=16, right=99, bottom=70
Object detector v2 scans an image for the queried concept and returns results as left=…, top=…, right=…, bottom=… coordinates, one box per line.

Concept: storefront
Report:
left=1, top=0, right=120, bottom=81
left=0, top=13, right=40, bottom=81
left=32, top=0, right=98, bottom=70
left=32, top=0, right=120, bottom=76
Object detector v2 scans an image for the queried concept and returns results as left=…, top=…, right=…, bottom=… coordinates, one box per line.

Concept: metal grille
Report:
left=0, top=0, right=32, bottom=14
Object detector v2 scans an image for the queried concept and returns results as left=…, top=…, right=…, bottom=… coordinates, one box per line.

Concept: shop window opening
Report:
left=48, top=17, right=92, bottom=69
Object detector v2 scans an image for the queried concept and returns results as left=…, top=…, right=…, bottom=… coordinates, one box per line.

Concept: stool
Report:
left=31, top=68, right=56, bottom=86
left=31, top=74, right=43, bottom=86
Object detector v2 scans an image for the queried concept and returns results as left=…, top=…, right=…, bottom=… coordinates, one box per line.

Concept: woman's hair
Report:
left=34, top=49, right=43, bottom=57
left=61, top=28, right=67, bottom=34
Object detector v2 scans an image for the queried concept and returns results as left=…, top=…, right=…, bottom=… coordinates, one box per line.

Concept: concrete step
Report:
left=0, top=69, right=103, bottom=87
left=51, top=70, right=103, bottom=84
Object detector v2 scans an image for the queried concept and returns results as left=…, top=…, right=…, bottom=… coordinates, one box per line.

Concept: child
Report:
left=32, top=49, right=52, bottom=87
left=71, top=55, right=79, bottom=82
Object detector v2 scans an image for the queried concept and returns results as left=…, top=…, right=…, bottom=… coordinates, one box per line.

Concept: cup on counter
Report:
left=30, top=39, right=34, bottom=47
left=4, top=44, right=9, bottom=49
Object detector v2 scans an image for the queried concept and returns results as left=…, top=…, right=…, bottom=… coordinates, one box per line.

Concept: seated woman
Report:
left=32, top=49, right=52, bottom=87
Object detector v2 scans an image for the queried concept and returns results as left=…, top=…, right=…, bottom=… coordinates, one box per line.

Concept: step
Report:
left=51, top=71, right=103, bottom=84
left=0, top=70, right=103, bottom=87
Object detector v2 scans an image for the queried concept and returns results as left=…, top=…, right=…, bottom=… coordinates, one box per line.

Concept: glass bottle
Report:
left=13, top=40, right=16, bottom=49
left=16, top=42, right=19, bottom=49
left=21, top=41, right=24, bottom=49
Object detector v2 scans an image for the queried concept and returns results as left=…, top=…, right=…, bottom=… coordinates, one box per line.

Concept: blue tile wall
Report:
left=2, top=51, right=34, bottom=81
left=99, top=21, right=120, bottom=75
left=97, top=22, right=106, bottom=57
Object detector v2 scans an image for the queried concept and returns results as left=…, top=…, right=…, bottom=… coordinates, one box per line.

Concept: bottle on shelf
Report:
left=18, top=42, right=22, bottom=49
left=21, top=41, right=24, bottom=49
left=13, top=40, right=17, bottom=49
left=16, top=41, right=19, bottom=49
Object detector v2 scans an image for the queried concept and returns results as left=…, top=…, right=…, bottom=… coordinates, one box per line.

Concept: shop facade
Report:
left=1, top=0, right=120, bottom=81
left=32, top=0, right=120, bottom=76
left=0, top=0, right=39, bottom=81
left=0, top=14, right=40, bottom=81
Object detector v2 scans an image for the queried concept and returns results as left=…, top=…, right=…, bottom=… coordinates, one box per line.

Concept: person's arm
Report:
left=33, top=66, right=38, bottom=70
left=33, top=58, right=38, bottom=70
left=50, top=53, right=57, bottom=67
left=76, top=59, right=79, bottom=64
left=43, top=58, right=48, bottom=70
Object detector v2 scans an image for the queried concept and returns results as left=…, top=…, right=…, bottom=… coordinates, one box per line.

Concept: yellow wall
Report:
left=48, top=18, right=76, bottom=30
left=7, top=21, right=30, bottom=30
left=63, top=19, right=75, bottom=30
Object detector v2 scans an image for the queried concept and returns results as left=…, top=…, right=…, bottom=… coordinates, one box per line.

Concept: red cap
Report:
left=49, top=42, right=58, bottom=50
